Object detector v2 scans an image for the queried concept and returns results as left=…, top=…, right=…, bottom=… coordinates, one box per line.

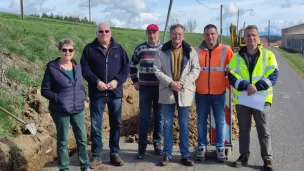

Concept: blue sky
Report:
left=1, top=0, right=304, bottom=35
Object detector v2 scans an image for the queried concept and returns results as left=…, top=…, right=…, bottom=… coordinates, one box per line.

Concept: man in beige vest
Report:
left=154, top=24, right=200, bottom=167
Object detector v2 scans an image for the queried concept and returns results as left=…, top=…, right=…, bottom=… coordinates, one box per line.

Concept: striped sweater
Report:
left=130, top=41, right=164, bottom=86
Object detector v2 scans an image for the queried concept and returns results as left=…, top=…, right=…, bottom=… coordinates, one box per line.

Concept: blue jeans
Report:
left=90, top=97, right=122, bottom=158
left=138, top=86, right=163, bottom=146
left=162, top=104, right=190, bottom=159
left=196, top=93, right=226, bottom=148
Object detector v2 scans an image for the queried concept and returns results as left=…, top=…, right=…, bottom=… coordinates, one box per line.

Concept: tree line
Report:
left=30, top=13, right=96, bottom=25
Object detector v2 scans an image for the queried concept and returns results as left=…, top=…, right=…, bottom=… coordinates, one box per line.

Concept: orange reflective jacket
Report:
left=195, top=42, right=233, bottom=95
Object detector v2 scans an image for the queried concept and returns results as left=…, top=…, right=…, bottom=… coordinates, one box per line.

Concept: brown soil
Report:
left=0, top=77, right=239, bottom=171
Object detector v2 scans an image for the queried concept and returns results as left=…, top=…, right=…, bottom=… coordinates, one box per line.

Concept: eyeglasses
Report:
left=61, top=48, right=74, bottom=53
left=98, top=30, right=110, bottom=34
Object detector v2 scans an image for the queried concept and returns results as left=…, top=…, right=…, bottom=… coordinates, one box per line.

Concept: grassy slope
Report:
left=276, top=47, right=304, bottom=79
left=0, top=12, right=230, bottom=136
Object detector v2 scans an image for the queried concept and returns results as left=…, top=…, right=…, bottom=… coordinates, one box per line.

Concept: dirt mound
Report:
left=0, top=78, right=239, bottom=170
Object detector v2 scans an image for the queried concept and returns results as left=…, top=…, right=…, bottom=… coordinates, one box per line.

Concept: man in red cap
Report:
left=130, top=24, right=164, bottom=159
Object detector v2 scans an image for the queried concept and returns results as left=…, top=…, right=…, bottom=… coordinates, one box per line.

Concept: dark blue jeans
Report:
left=162, top=104, right=190, bottom=159
left=196, top=93, right=226, bottom=148
left=90, top=96, right=122, bottom=158
left=138, top=86, right=163, bottom=146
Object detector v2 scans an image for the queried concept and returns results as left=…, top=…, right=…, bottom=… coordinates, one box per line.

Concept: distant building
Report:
left=281, top=23, right=304, bottom=53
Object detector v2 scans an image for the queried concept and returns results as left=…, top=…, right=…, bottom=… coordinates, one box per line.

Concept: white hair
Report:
left=96, top=23, right=110, bottom=32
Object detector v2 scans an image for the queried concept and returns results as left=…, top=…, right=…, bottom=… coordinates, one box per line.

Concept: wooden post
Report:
left=20, top=0, right=24, bottom=20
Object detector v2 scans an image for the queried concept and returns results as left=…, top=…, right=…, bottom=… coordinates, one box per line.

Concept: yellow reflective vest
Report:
left=229, top=45, right=278, bottom=104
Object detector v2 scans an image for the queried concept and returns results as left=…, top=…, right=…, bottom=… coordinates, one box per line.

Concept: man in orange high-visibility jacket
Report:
left=195, top=24, right=233, bottom=162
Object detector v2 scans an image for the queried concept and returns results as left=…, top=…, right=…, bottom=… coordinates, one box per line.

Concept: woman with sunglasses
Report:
left=41, top=39, right=90, bottom=171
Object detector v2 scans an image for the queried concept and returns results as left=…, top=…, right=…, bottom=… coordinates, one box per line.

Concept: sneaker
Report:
left=110, top=154, right=124, bottom=166
left=181, top=156, right=194, bottom=166
left=196, top=146, right=206, bottom=161
left=233, top=154, right=250, bottom=168
left=216, top=148, right=226, bottom=163
left=84, top=168, right=91, bottom=171
left=137, top=145, right=146, bottom=159
left=153, top=142, right=163, bottom=155
left=159, top=155, right=170, bottom=166
left=263, top=159, right=274, bottom=171
left=90, top=156, right=102, bottom=169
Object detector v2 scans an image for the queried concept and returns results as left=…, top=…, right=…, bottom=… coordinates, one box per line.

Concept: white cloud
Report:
left=259, top=19, right=304, bottom=35
left=221, top=2, right=254, bottom=20
left=280, top=0, right=292, bottom=8
left=0, top=0, right=54, bottom=15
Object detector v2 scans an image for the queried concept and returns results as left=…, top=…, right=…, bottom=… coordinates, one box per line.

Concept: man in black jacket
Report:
left=80, top=23, right=130, bottom=168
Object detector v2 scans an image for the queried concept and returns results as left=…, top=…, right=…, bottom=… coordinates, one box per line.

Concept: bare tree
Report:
left=185, top=18, right=197, bottom=33
left=170, top=17, right=180, bottom=26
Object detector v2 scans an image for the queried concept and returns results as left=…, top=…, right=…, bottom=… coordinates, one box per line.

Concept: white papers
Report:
left=238, top=91, right=266, bottom=111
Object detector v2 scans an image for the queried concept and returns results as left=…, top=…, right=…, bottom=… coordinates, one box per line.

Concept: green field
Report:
left=276, top=48, right=304, bottom=79
left=0, top=12, right=230, bottom=137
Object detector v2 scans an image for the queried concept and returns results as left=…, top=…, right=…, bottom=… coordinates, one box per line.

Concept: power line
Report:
left=195, top=0, right=220, bottom=9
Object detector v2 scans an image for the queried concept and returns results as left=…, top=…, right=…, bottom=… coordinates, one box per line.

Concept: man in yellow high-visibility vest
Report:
left=228, top=25, right=278, bottom=171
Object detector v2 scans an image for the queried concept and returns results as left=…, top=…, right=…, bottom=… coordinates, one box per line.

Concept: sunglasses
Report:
left=98, top=30, right=110, bottom=34
left=61, top=48, right=74, bottom=53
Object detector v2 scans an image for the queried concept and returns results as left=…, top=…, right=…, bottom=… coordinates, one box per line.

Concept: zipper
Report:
left=205, top=53, right=207, bottom=67
left=104, top=46, right=116, bottom=96
left=208, top=51, right=211, bottom=94
left=58, top=67, right=76, bottom=110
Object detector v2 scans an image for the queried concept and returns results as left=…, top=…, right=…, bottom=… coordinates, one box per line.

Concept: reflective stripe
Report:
left=236, top=55, right=241, bottom=74
left=234, top=79, right=244, bottom=89
left=262, top=50, right=267, bottom=76
left=262, top=78, right=272, bottom=87
left=221, top=45, right=226, bottom=68
left=196, top=45, right=226, bottom=72
left=267, top=65, right=278, bottom=70
left=200, top=67, right=225, bottom=72
left=252, top=76, right=262, bottom=81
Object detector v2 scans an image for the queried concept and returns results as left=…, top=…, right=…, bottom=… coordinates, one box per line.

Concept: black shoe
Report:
left=181, top=156, right=194, bottom=166
left=233, top=154, right=250, bottom=168
left=110, top=154, right=124, bottom=166
left=153, top=142, right=163, bottom=155
left=137, top=145, right=146, bottom=159
left=263, top=159, right=274, bottom=171
left=159, top=155, right=170, bottom=166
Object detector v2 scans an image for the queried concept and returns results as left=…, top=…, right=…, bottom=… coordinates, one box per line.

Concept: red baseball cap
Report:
left=146, top=24, right=159, bottom=31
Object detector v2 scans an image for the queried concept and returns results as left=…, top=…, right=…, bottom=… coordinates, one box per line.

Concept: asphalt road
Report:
left=41, top=47, right=304, bottom=171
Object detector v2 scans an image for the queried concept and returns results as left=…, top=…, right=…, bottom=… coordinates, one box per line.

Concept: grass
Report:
left=276, top=48, right=304, bottom=79
left=0, top=12, right=231, bottom=137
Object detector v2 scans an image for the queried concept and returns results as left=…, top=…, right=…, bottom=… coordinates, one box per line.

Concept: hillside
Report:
left=0, top=12, right=231, bottom=137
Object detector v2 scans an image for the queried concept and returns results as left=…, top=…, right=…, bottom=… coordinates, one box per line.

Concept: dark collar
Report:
left=161, top=40, right=192, bottom=55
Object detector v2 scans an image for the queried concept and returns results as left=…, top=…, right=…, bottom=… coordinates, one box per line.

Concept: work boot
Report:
left=196, top=146, right=206, bottom=161
left=153, top=142, right=163, bottom=155
left=137, top=145, right=146, bottom=159
left=181, top=156, right=194, bottom=166
left=110, top=154, right=124, bottom=166
left=90, top=156, right=102, bottom=169
left=159, top=155, right=170, bottom=166
left=216, top=148, right=226, bottom=163
left=233, top=154, right=250, bottom=168
left=263, top=159, right=274, bottom=171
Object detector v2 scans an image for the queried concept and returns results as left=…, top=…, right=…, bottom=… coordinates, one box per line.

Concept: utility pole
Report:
left=220, top=5, right=223, bottom=42
left=89, top=0, right=91, bottom=22
left=163, top=0, right=173, bottom=42
left=237, top=10, right=239, bottom=36
left=20, top=0, right=24, bottom=20
left=268, top=20, right=270, bottom=46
